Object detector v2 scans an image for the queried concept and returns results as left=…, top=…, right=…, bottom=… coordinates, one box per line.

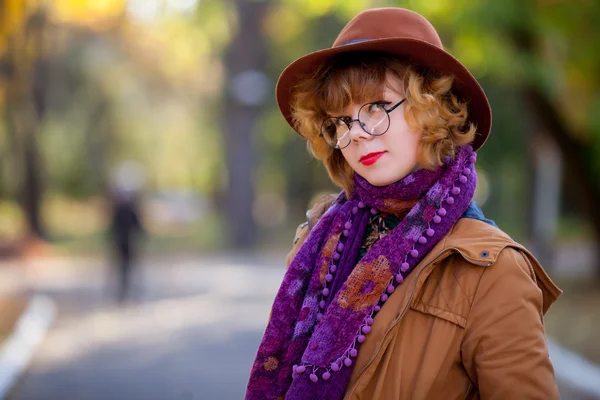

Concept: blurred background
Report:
left=0, top=0, right=598, bottom=399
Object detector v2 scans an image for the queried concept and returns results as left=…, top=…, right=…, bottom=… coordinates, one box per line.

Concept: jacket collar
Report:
left=419, top=218, right=508, bottom=268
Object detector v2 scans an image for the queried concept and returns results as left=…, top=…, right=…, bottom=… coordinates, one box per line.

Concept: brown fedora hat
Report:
left=276, top=7, right=492, bottom=151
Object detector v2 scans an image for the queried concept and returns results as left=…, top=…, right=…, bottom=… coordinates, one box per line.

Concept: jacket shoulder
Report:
left=285, top=193, right=338, bottom=268
left=444, top=218, right=517, bottom=266
left=420, top=219, right=561, bottom=317
left=453, top=219, right=560, bottom=310
left=306, top=193, right=339, bottom=231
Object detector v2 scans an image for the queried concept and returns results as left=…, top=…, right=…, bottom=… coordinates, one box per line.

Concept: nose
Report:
left=348, top=118, right=371, bottom=142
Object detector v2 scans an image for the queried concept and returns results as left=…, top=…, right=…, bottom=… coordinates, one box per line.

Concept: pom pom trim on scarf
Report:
left=246, top=146, right=478, bottom=400
left=290, top=149, right=478, bottom=382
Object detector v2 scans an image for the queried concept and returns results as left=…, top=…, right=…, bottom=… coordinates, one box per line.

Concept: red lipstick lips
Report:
left=360, top=151, right=386, bottom=166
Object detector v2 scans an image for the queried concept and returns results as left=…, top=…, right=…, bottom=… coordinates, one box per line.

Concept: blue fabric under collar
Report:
left=460, top=201, right=498, bottom=228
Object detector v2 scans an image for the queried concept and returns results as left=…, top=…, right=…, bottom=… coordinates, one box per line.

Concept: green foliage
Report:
left=1, top=0, right=599, bottom=246
left=259, top=0, right=599, bottom=234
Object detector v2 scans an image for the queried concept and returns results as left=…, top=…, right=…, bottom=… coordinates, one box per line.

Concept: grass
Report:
left=0, top=295, right=29, bottom=345
left=50, top=223, right=228, bottom=257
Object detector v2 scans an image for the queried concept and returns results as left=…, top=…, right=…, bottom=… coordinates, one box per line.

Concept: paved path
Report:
left=2, top=253, right=599, bottom=400
left=6, top=255, right=285, bottom=400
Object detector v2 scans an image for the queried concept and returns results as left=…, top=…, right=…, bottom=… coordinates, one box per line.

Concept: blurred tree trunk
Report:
left=512, top=29, right=600, bottom=272
left=524, top=88, right=600, bottom=272
left=5, top=10, right=48, bottom=238
left=0, top=102, right=18, bottom=200
left=221, top=0, right=270, bottom=248
left=22, top=121, right=44, bottom=237
left=86, top=97, right=112, bottom=195
left=527, top=128, right=562, bottom=271
left=5, top=91, right=45, bottom=238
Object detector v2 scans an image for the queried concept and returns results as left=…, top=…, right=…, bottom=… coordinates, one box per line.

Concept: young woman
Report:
left=246, top=8, right=561, bottom=400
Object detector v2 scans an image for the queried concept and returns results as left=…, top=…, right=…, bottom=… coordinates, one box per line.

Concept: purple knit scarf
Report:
left=246, top=146, right=478, bottom=400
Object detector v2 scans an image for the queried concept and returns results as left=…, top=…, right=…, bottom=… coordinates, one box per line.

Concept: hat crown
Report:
left=333, top=8, right=443, bottom=50
left=276, top=7, right=492, bottom=151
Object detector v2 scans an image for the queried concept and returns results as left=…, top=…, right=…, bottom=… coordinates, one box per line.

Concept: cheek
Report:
left=387, top=130, right=418, bottom=155
left=341, top=147, right=359, bottom=164
left=389, top=115, right=418, bottom=145
left=405, top=130, right=420, bottom=149
left=401, top=135, right=420, bottom=161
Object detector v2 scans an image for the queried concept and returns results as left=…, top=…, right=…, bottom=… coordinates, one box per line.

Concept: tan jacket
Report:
left=286, top=199, right=562, bottom=400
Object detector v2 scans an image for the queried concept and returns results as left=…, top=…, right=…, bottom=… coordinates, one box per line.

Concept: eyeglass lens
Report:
left=321, top=102, right=389, bottom=148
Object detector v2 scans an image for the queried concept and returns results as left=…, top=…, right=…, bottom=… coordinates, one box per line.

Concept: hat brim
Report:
left=276, top=37, right=491, bottom=151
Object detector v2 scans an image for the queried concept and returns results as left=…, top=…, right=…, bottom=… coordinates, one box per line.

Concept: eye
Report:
left=372, top=103, right=384, bottom=113
left=368, top=101, right=389, bottom=113
left=361, top=102, right=388, bottom=119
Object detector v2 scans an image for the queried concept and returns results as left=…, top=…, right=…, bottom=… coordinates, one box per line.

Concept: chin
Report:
left=361, top=168, right=412, bottom=187
left=362, top=174, right=397, bottom=187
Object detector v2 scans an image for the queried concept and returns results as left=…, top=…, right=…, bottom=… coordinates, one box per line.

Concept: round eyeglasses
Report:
left=320, top=98, right=406, bottom=150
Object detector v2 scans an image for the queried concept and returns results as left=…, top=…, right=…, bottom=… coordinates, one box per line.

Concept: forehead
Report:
left=382, top=77, right=405, bottom=96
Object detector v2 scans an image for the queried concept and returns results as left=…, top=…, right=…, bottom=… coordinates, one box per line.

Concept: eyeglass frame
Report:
left=319, top=98, right=407, bottom=150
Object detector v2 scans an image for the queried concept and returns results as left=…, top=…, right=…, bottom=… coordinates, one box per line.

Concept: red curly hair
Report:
left=290, top=52, right=477, bottom=195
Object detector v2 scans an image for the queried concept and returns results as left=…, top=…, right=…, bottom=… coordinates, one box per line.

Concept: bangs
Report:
left=312, top=53, right=397, bottom=116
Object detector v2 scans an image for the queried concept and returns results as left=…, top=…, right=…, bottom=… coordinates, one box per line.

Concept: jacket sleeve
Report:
left=460, top=247, right=560, bottom=399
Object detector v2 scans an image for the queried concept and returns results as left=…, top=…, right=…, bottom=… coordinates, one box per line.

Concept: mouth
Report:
left=360, top=151, right=386, bottom=166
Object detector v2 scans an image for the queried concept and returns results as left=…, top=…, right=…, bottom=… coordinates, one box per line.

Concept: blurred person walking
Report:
left=246, top=7, right=562, bottom=400
left=108, top=188, right=146, bottom=304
